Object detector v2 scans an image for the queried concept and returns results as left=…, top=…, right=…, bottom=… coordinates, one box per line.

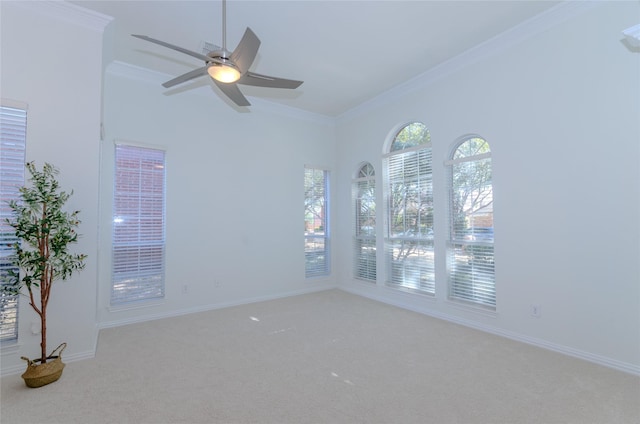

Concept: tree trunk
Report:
left=40, top=301, right=47, bottom=363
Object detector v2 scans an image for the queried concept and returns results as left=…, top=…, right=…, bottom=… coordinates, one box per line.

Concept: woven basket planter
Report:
left=21, top=343, right=66, bottom=388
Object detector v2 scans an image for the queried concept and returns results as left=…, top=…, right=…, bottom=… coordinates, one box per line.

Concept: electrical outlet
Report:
left=531, top=304, right=541, bottom=318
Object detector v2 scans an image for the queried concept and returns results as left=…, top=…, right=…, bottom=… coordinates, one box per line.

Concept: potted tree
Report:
left=3, top=162, right=86, bottom=388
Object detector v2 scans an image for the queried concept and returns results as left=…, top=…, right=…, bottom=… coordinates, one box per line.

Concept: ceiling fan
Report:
left=131, top=0, right=303, bottom=107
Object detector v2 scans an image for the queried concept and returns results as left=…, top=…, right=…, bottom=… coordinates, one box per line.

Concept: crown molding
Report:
left=336, top=0, right=600, bottom=124
left=249, top=97, right=336, bottom=127
left=77, top=0, right=600, bottom=126
left=6, top=0, right=112, bottom=33
left=105, top=61, right=335, bottom=126
left=106, top=61, right=166, bottom=85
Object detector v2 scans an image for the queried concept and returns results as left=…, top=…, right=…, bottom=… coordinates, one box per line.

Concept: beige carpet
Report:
left=1, top=289, right=638, bottom=424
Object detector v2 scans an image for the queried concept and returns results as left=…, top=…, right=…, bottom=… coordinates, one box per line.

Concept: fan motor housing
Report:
left=207, top=49, right=232, bottom=63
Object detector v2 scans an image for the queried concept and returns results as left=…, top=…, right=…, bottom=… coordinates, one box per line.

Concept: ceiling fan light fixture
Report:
left=208, top=63, right=241, bottom=83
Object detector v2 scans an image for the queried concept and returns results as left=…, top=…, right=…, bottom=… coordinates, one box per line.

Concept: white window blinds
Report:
left=304, top=167, right=329, bottom=277
left=353, top=163, right=376, bottom=281
left=385, top=123, right=434, bottom=294
left=111, top=144, right=166, bottom=305
left=447, top=137, right=495, bottom=308
left=0, top=105, right=26, bottom=342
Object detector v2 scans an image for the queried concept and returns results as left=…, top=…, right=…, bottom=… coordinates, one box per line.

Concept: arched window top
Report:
left=452, top=136, right=490, bottom=161
left=357, top=162, right=375, bottom=179
left=390, top=122, right=430, bottom=152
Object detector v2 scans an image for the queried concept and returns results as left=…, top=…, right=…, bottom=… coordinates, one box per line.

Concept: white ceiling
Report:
left=71, top=0, right=561, bottom=117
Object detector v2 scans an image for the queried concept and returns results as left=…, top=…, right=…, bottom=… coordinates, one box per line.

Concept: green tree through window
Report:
left=447, top=136, right=495, bottom=308
left=385, top=123, right=434, bottom=293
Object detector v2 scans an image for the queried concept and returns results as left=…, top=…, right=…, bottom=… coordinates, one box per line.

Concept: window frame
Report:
left=0, top=102, right=27, bottom=344
left=304, top=166, right=330, bottom=278
left=111, top=142, right=167, bottom=306
left=383, top=122, right=435, bottom=295
left=446, top=136, right=495, bottom=309
left=353, top=162, right=376, bottom=282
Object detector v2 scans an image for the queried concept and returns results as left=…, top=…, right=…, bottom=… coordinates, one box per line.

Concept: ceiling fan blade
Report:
left=132, top=34, right=220, bottom=65
left=213, top=80, right=251, bottom=107
left=162, top=67, right=210, bottom=88
left=239, top=72, right=303, bottom=89
left=230, top=27, right=260, bottom=74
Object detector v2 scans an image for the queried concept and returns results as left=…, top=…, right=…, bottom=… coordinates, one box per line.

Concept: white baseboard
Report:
left=98, top=285, right=337, bottom=330
left=339, top=286, right=640, bottom=376
left=6, top=284, right=634, bottom=377
left=2, top=286, right=337, bottom=377
left=1, top=349, right=96, bottom=378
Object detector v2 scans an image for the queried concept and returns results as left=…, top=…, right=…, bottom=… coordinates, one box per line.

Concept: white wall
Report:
left=2, top=1, right=338, bottom=377
left=97, top=67, right=337, bottom=327
left=0, top=2, right=109, bottom=373
left=2, top=0, right=638, bottom=377
left=334, top=1, right=640, bottom=373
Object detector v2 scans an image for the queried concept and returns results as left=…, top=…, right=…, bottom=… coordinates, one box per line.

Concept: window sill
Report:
left=108, top=298, right=165, bottom=313
left=384, top=282, right=437, bottom=299
left=444, top=299, right=498, bottom=318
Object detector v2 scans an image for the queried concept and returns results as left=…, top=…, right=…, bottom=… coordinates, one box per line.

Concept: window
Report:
left=304, top=167, right=329, bottom=277
left=384, top=123, right=434, bottom=293
left=446, top=136, right=495, bottom=308
left=0, top=104, right=27, bottom=342
left=111, top=144, right=166, bottom=305
left=353, top=163, right=376, bottom=281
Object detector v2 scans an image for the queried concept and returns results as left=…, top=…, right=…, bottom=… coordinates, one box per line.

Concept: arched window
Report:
left=353, top=163, right=376, bottom=281
left=384, top=123, right=434, bottom=294
left=446, top=136, right=495, bottom=308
